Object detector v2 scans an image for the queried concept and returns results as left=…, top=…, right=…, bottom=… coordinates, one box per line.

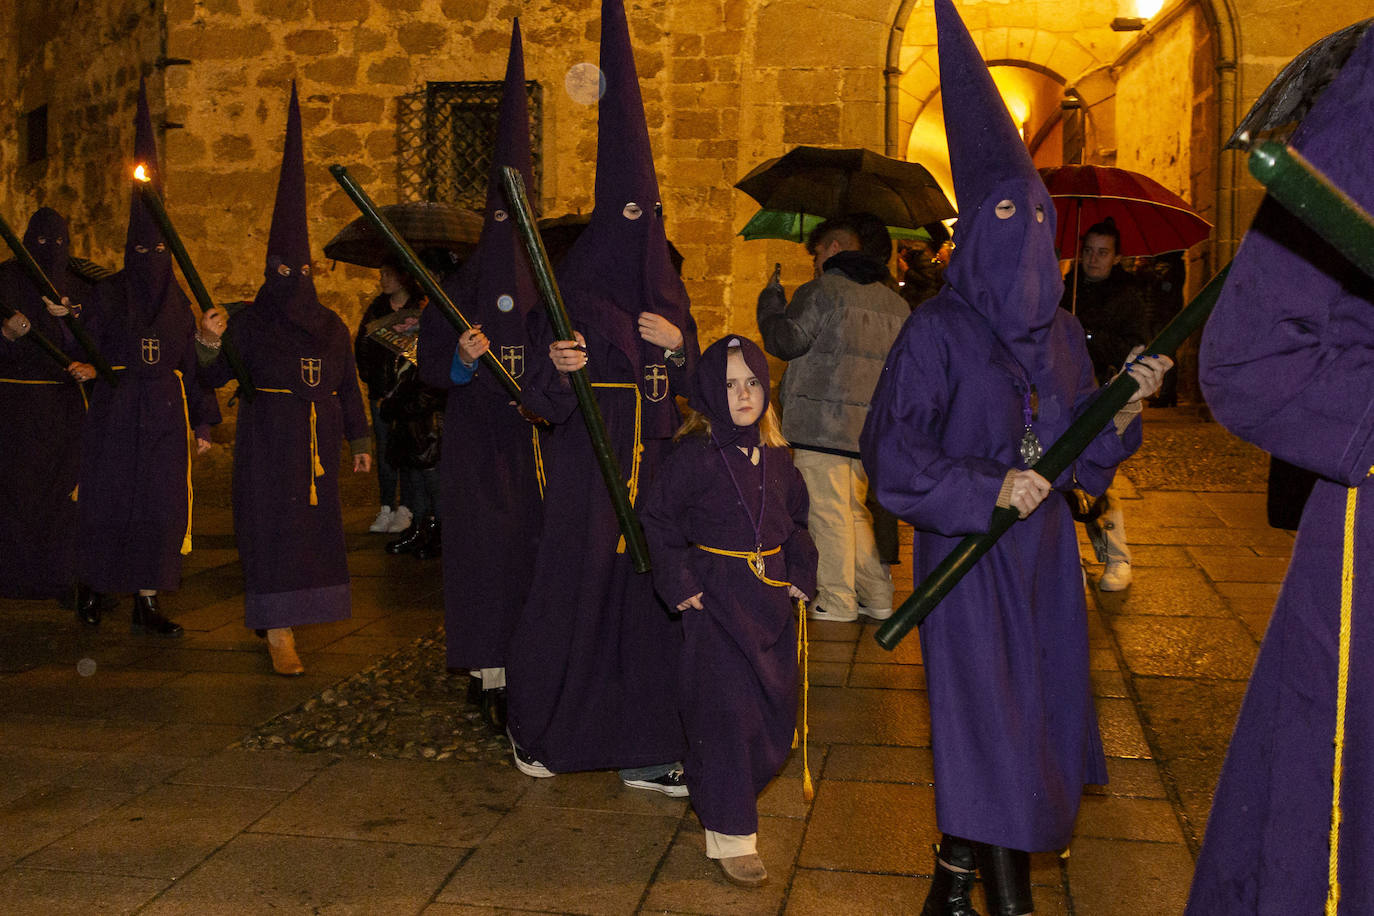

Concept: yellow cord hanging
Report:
left=173, top=370, right=194, bottom=555
left=1325, top=475, right=1363, bottom=915
left=257, top=388, right=333, bottom=506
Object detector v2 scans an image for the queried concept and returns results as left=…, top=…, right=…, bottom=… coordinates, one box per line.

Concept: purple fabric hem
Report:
left=245, top=583, right=351, bottom=629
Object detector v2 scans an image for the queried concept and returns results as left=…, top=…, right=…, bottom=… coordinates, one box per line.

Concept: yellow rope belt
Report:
left=1326, top=470, right=1367, bottom=914
left=591, top=382, right=643, bottom=554
left=695, top=543, right=814, bottom=802
left=532, top=427, right=546, bottom=498
left=172, top=370, right=194, bottom=555
left=256, top=388, right=333, bottom=506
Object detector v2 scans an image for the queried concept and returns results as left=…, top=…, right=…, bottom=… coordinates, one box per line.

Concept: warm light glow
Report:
left=133, top=165, right=150, bottom=182
left=1134, top=0, right=1166, bottom=19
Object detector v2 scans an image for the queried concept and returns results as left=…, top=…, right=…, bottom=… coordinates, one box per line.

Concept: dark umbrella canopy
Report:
left=735, top=146, right=955, bottom=231
left=323, top=201, right=483, bottom=268
left=1038, top=164, right=1212, bottom=257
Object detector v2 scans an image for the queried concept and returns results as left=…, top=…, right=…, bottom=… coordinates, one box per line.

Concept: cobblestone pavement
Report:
left=0, top=407, right=1284, bottom=914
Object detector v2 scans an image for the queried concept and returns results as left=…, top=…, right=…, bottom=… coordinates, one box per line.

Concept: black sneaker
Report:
left=622, top=766, right=689, bottom=797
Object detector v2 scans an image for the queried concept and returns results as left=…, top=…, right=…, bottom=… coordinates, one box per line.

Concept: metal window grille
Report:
left=396, top=81, right=542, bottom=212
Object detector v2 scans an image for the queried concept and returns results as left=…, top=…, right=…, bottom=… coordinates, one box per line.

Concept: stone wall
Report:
left=7, top=0, right=166, bottom=266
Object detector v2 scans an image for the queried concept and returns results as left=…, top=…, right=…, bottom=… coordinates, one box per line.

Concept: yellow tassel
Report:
left=308, top=403, right=321, bottom=506
left=1325, top=478, right=1362, bottom=915
left=70, top=485, right=79, bottom=502
left=174, top=369, right=193, bottom=555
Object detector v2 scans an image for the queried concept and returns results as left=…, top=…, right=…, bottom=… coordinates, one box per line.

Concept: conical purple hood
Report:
left=125, top=78, right=175, bottom=321
left=556, top=0, right=691, bottom=367
left=936, top=0, right=1061, bottom=376
left=267, top=82, right=312, bottom=274
left=446, top=19, right=539, bottom=358
left=256, top=82, right=331, bottom=336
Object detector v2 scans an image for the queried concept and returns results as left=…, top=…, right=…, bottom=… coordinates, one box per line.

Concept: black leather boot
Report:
left=76, top=585, right=105, bottom=627
left=481, top=687, right=508, bottom=734
left=413, top=516, right=442, bottom=560
left=976, top=844, right=1033, bottom=916
left=385, top=520, right=426, bottom=555
left=131, top=594, right=183, bottom=637
left=921, top=834, right=981, bottom=916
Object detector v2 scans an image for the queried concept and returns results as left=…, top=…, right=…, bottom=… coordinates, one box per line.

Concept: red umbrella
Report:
left=1038, top=165, right=1212, bottom=258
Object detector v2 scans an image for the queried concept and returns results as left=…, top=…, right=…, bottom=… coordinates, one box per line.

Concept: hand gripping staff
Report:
left=0, top=210, right=117, bottom=387
left=133, top=167, right=255, bottom=400
left=327, top=165, right=522, bottom=403
left=500, top=165, right=653, bottom=575
left=877, top=141, right=1374, bottom=651
left=0, top=296, right=76, bottom=372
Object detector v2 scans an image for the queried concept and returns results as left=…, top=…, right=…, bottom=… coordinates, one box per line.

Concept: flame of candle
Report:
left=134, top=165, right=150, bottom=182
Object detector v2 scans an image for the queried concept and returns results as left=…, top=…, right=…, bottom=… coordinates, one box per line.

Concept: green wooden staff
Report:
left=327, top=165, right=522, bottom=402
left=0, top=297, right=79, bottom=373
left=0, top=211, right=117, bottom=386
left=134, top=173, right=255, bottom=399
left=1247, top=141, right=1374, bottom=281
left=499, top=165, right=653, bottom=575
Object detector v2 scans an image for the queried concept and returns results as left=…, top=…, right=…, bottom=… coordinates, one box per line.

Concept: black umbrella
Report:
left=1226, top=18, right=1373, bottom=149
left=735, top=146, right=955, bottom=230
left=537, top=213, right=686, bottom=275
left=323, top=200, right=483, bottom=268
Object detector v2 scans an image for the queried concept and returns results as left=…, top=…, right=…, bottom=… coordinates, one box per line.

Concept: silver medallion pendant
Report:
left=1019, top=426, right=1043, bottom=467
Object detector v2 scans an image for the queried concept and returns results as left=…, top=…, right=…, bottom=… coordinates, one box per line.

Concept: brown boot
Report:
left=266, top=627, right=305, bottom=676
left=717, top=853, right=768, bottom=887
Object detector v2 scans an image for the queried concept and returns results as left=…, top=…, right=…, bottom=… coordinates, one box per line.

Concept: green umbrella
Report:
left=739, top=209, right=932, bottom=243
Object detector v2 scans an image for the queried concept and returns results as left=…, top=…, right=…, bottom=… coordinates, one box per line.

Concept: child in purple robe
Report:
left=640, top=336, right=817, bottom=888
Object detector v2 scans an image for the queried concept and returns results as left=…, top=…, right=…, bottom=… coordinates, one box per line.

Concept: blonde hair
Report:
left=674, top=403, right=788, bottom=448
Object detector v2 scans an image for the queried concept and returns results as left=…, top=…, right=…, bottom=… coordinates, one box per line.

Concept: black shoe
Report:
left=480, top=687, right=507, bottom=734
left=413, top=517, right=442, bottom=560
left=921, top=835, right=981, bottom=916
left=975, top=843, right=1032, bottom=916
left=385, top=521, right=426, bottom=555
left=76, top=585, right=105, bottom=627
left=130, top=594, right=183, bottom=637
left=621, top=766, right=689, bottom=797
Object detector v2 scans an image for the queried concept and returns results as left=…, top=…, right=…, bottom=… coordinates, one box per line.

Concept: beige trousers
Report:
left=792, top=449, right=894, bottom=615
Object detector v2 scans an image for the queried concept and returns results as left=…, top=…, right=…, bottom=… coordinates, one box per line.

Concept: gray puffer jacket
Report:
left=757, top=269, right=909, bottom=455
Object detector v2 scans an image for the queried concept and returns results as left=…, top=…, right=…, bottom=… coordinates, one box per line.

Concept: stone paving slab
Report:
left=0, top=867, right=169, bottom=916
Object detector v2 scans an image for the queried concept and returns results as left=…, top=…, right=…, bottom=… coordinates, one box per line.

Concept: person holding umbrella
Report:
left=1058, top=216, right=1150, bottom=591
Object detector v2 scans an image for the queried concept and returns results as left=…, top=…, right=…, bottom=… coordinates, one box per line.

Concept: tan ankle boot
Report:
left=266, top=627, right=305, bottom=676
left=717, top=853, right=767, bottom=887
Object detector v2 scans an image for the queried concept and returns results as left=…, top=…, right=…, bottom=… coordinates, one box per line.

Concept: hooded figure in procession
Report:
left=504, top=0, right=699, bottom=788
left=1187, top=27, right=1374, bottom=916
left=0, top=208, right=94, bottom=600
left=198, top=84, right=371, bottom=677
left=640, top=335, right=818, bottom=886
left=417, top=19, right=545, bottom=730
left=859, top=2, right=1169, bottom=912
left=72, top=80, right=220, bottom=635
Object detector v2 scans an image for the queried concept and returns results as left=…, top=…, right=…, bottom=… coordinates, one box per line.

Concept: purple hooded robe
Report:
left=78, top=82, right=219, bottom=594
left=1186, top=29, right=1374, bottom=916
left=418, top=21, right=543, bottom=671
left=201, top=85, right=369, bottom=629
left=503, top=0, right=699, bottom=772
left=0, top=208, right=91, bottom=598
left=859, top=0, right=1139, bottom=853
left=640, top=336, right=818, bottom=835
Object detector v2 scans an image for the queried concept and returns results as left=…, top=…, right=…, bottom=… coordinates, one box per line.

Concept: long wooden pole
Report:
left=328, top=165, right=522, bottom=402
left=500, top=165, right=652, bottom=574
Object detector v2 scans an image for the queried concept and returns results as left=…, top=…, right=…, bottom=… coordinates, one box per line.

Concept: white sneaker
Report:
left=369, top=506, right=395, bottom=533
left=388, top=505, right=413, bottom=533
left=858, top=604, right=893, bottom=620
left=808, top=605, right=859, bottom=623
left=622, top=766, right=689, bottom=797
left=510, top=735, right=554, bottom=778
left=1099, top=561, right=1132, bottom=592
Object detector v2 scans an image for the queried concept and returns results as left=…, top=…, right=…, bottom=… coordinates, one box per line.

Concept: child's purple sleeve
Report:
left=639, top=444, right=706, bottom=610
left=780, top=454, right=818, bottom=601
